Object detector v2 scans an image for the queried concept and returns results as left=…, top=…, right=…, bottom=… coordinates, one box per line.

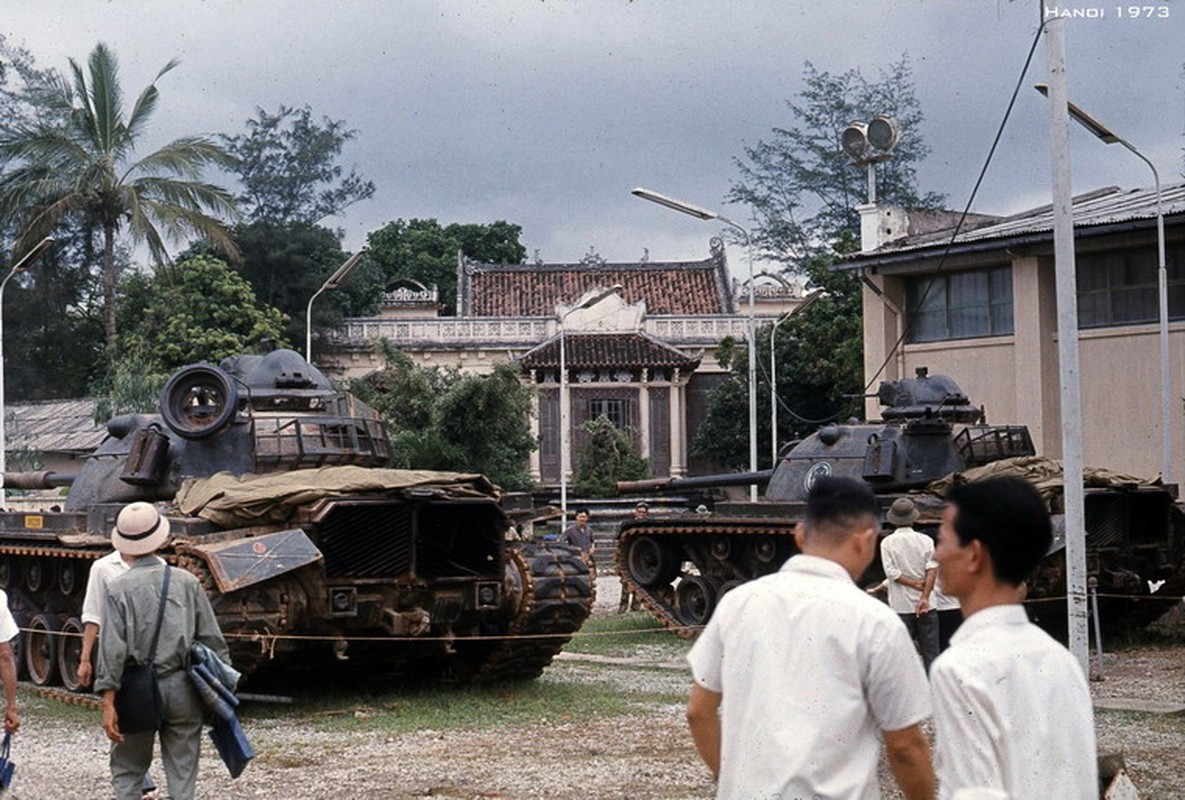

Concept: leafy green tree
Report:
left=0, top=42, right=239, bottom=351
left=366, top=219, right=526, bottom=315
left=350, top=343, right=536, bottom=490
left=729, top=57, right=944, bottom=264
left=572, top=416, right=649, bottom=498
left=222, top=104, right=375, bottom=225
left=695, top=59, right=941, bottom=468
left=435, top=364, right=536, bottom=491
left=117, top=254, right=288, bottom=372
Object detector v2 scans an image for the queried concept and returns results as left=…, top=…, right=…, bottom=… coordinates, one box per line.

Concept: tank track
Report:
left=459, top=541, right=595, bottom=683
left=615, top=517, right=798, bottom=637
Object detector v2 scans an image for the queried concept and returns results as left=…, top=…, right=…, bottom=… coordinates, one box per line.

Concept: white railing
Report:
left=330, top=315, right=756, bottom=347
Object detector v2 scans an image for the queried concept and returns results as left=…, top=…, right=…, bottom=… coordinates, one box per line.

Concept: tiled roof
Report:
left=519, top=332, right=702, bottom=370
left=459, top=242, right=733, bottom=317
left=6, top=398, right=106, bottom=454
left=843, top=183, right=1185, bottom=266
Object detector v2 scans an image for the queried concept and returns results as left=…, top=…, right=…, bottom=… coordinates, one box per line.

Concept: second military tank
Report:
left=616, top=368, right=1185, bottom=636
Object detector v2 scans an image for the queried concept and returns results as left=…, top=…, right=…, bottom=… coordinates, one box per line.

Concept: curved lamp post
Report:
left=558, top=284, right=623, bottom=528
left=1036, top=83, right=1172, bottom=485
left=306, top=250, right=367, bottom=366
left=632, top=187, right=758, bottom=500
left=1, top=236, right=55, bottom=507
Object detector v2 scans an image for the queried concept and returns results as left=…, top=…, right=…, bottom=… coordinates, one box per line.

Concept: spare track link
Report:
left=615, top=519, right=797, bottom=638
left=468, top=541, right=594, bottom=683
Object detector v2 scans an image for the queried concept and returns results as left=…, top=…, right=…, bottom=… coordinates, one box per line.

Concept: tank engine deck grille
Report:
left=317, top=504, right=413, bottom=578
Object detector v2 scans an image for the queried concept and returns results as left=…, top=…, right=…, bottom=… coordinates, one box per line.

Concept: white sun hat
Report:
left=111, top=501, right=171, bottom=556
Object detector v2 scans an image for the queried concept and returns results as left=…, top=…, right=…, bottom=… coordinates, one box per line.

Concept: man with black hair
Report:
left=686, top=476, right=934, bottom=800
left=930, top=477, right=1097, bottom=799
left=561, top=508, right=593, bottom=558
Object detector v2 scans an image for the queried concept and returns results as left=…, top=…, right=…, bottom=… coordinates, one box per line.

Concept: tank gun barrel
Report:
left=2, top=471, right=77, bottom=490
left=617, top=470, right=774, bottom=495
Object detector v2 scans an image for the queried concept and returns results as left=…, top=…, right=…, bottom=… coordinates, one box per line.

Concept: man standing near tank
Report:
left=930, top=478, right=1097, bottom=799
left=561, top=508, right=594, bottom=561
left=0, top=589, right=20, bottom=735
left=95, top=502, right=230, bottom=800
left=880, top=496, right=940, bottom=672
left=686, top=476, right=934, bottom=800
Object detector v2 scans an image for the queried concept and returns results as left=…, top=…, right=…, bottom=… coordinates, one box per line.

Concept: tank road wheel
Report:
left=25, top=559, right=50, bottom=594
left=0, top=561, right=10, bottom=590
left=751, top=537, right=778, bottom=564
left=160, top=364, right=239, bottom=439
left=626, top=535, right=679, bottom=588
left=57, top=617, right=85, bottom=692
left=719, top=579, right=744, bottom=598
left=676, top=576, right=721, bottom=627
left=57, top=561, right=79, bottom=596
left=25, top=613, right=60, bottom=686
left=709, top=537, right=732, bottom=561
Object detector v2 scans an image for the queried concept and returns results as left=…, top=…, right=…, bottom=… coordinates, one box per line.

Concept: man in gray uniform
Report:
left=95, top=502, right=230, bottom=800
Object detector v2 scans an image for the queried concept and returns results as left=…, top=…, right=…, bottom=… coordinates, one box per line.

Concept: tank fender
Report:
left=180, top=529, right=322, bottom=593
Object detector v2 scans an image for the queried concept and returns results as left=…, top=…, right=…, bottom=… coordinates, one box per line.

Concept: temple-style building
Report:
left=324, top=240, right=810, bottom=483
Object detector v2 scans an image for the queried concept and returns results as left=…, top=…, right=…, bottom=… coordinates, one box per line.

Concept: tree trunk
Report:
left=103, top=224, right=116, bottom=351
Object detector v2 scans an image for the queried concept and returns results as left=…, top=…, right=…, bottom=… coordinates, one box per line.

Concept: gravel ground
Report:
left=7, top=579, right=1184, bottom=799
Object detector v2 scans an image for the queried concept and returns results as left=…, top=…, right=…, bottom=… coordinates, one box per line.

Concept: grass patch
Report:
left=561, top=613, right=692, bottom=659
left=256, top=676, right=668, bottom=734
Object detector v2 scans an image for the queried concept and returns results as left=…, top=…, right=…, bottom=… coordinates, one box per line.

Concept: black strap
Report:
left=146, top=565, right=171, bottom=664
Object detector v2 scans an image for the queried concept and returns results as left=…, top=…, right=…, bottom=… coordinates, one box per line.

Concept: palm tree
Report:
left=0, top=42, right=239, bottom=350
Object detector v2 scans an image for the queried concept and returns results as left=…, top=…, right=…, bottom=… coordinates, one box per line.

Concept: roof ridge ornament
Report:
left=579, top=247, right=606, bottom=267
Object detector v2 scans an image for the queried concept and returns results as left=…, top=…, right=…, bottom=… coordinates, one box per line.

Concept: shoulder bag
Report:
left=114, top=566, right=171, bottom=734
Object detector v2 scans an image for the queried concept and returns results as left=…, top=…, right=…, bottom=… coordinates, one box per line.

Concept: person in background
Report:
left=930, top=478, right=1096, bottom=799
left=880, top=497, right=940, bottom=672
left=561, top=508, right=594, bottom=560
left=0, top=589, right=20, bottom=734
left=686, top=476, right=934, bottom=800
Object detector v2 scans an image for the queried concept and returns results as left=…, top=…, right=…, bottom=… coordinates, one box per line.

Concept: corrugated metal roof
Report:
left=848, top=183, right=1185, bottom=261
left=6, top=398, right=106, bottom=454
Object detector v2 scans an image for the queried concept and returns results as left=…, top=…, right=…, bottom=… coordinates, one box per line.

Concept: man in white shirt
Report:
left=880, top=496, right=940, bottom=671
left=930, top=477, right=1097, bottom=800
left=686, top=476, right=935, bottom=800
left=0, top=590, right=19, bottom=733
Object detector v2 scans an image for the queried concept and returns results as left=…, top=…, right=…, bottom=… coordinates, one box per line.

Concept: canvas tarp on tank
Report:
left=175, top=465, right=500, bottom=528
left=926, top=455, right=1156, bottom=502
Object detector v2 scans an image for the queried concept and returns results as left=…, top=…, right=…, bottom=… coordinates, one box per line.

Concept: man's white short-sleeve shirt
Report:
left=880, top=526, right=936, bottom=613
left=930, top=604, right=1097, bottom=800
left=688, top=554, right=932, bottom=800
left=0, top=590, right=17, bottom=642
left=81, top=550, right=130, bottom=626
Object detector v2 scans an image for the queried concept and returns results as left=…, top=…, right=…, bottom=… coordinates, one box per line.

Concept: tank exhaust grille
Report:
left=317, top=504, right=414, bottom=578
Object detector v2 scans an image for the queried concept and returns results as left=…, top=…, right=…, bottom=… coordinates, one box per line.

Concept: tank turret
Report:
left=0, top=348, right=593, bottom=691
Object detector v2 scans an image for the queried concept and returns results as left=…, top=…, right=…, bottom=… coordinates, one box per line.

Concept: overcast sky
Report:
left=3, top=0, right=1182, bottom=281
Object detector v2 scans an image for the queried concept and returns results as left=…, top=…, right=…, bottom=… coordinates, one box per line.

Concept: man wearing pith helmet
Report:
left=94, top=502, right=230, bottom=800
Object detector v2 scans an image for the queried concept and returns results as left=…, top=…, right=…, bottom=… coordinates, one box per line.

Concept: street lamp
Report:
left=306, top=250, right=367, bottom=365
left=0, top=236, right=55, bottom=507
left=632, top=187, right=759, bottom=500
left=1035, top=83, right=1173, bottom=484
left=768, top=290, right=822, bottom=466
left=558, top=284, right=623, bottom=528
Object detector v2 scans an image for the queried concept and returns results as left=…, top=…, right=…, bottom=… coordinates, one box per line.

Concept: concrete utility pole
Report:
left=1044, top=15, right=1090, bottom=674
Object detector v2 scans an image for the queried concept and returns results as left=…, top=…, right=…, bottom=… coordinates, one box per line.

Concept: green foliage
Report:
left=572, top=416, right=649, bottom=498
left=366, top=218, right=526, bottom=314
left=221, top=220, right=377, bottom=347
left=728, top=57, right=944, bottom=265
left=695, top=57, right=939, bottom=468
left=116, top=254, right=289, bottom=372
left=91, top=350, right=171, bottom=420
left=222, top=104, right=375, bottom=226
left=0, top=41, right=239, bottom=352
left=350, top=342, right=535, bottom=489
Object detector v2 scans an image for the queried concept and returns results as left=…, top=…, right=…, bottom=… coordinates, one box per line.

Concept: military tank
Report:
left=616, top=368, right=1185, bottom=636
left=1, top=346, right=594, bottom=690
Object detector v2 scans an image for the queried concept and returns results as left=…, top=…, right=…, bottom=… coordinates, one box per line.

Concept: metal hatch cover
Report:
left=187, top=529, right=322, bottom=592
